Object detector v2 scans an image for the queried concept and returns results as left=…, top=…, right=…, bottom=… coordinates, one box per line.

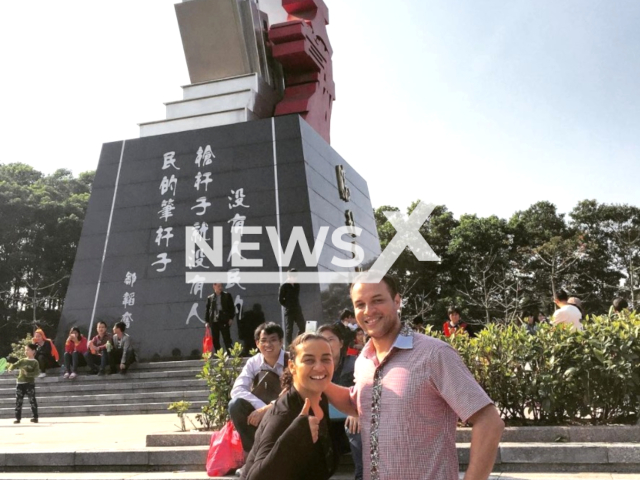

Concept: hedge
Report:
left=426, top=312, right=640, bottom=425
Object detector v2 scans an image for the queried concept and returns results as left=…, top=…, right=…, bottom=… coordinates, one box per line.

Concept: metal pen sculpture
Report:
left=170, top=0, right=334, bottom=144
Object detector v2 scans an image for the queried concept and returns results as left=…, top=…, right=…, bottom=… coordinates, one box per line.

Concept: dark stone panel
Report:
left=277, top=187, right=312, bottom=216
left=63, top=283, right=99, bottom=312
left=271, top=138, right=305, bottom=166
left=97, top=141, right=127, bottom=166
left=274, top=115, right=303, bottom=142
left=60, top=117, right=379, bottom=359
left=301, top=141, right=375, bottom=225
left=275, top=162, right=309, bottom=190
left=299, top=129, right=373, bottom=207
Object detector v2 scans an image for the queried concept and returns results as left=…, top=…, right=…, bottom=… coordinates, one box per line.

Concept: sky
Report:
left=2, top=0, right=639, bottom=220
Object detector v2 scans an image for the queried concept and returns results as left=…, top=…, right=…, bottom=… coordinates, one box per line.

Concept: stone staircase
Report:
left=0, top=360, right=208, bottom=419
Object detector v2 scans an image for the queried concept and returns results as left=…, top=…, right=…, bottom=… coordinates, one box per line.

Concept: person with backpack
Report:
left=229, top=323, right=286, bottom=460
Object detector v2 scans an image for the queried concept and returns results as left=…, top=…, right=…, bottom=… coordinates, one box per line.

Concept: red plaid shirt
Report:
left=350, top=326, right=493, bottom=480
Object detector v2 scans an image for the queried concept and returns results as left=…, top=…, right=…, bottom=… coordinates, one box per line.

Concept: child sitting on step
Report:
left=8, top=343, right=40, bottom=424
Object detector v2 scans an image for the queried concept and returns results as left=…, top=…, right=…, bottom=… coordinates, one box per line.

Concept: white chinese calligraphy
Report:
left=155, top=226, right=174, bottom=247
left=194, top=171, right=212, bottom=192
left=121, top=312, right=134, bottom=328
left=158, top=199, right=175, bottom=222
left=228, top=188, right=250, bottom=209
left=123, top=292, right=135, bottom=307
left=191, top=196, right=211, bottom=216
left=195, top=145, right=215, bottom=168
left=160, top=175, right=178, bottom=196
left=152, top=253, right=172, bottom=273
left=163, top=152, right=180, bottom=170
left=185, top=303, right=205, bottom=325
left=124, top=272, right=137, bottom=287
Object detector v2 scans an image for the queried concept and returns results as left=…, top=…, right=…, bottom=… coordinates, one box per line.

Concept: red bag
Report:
left=203, top=325, right=213, bottom=355
left=206, top=420, right=244, bottom=476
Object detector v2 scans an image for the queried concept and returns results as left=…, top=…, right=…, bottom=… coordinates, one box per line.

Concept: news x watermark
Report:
left=185, top=201, right=440, bottom=285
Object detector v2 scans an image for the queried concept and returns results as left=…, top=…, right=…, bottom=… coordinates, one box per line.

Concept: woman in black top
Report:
left=241, top=332, right=337, bottom=480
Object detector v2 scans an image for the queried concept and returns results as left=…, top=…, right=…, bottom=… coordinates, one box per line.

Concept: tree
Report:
left=571, top=201, right=640, bottom=308
left=509, top=202, right=584, bottom=315
left=0, top=164, right=94, bottom=357
left=448, top=215, right=516, bottom=324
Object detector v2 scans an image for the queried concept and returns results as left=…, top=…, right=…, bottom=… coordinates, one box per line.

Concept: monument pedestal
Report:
left=139, top=73, right=281, bottom=137
left=59, top=115, right=379, bottom=360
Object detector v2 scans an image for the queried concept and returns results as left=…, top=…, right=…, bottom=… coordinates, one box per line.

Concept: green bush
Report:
left=196, top=343, right=245, bottom=430
left=427, top=312, right=640, bottom=425
left=9, top=334, right=33, bottom=361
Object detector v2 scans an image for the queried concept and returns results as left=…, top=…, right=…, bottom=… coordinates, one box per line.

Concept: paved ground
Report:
left=0, top=415, right=637, bottom=480
left=0, top=414, right=183, bottom=452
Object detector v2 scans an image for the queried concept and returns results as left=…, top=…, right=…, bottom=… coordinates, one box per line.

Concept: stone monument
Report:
left=58, top=0, right=380, bottom=359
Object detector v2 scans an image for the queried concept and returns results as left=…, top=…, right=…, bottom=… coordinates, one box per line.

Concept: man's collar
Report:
left=362, top=323, right=414, bottom=359
left=260, top=349, right=286, bottom=368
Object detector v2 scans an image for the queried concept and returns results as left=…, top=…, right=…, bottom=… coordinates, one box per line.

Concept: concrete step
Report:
left=146, top=426, right=640, bottom=447
left=0, top=401, right=208, bottom=419
left=0, top=368, right=201, bottom=387
left=0, top=473, right=634, bottom=480
left=0, top=390, right=209, bottom=409
left=0, top=378, right=206, bottom=397
left=139, top=108, right=258, bottom=137
left=0, top=446, right=209, bottom=472
left=1, top=444, right=639, bottom=473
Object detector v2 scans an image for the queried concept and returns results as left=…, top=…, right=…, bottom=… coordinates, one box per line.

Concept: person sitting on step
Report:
left=229, top=322, right=287, bottom=461
left=108, top=321, right=136, bottom=374
left=63, top=326, right=88, bottom=379
left=84, top=321, right=112, bottom=375
left=32, top=328, right=59, bottom=378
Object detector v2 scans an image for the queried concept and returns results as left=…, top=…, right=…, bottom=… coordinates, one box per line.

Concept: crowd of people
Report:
left=9, top=270, right=630, bottom=479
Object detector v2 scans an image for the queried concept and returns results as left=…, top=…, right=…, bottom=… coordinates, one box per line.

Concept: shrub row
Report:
left=427, top=312, right=640, bottom=425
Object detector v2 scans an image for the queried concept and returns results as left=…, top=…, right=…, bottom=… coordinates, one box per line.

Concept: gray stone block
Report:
left=148, top=447, right=208, bottom=466
left=75, top=450, right=149, bottom=466
left=457, top=445, right=500, bottom=466
left=5, top=452, right=75, bottom=467
left=146, top=433, right=212, bottom=447
left=458, top=426, right=640, bottom=444
left=608, top=444, right=640, bottom=464
left=499, top=444, right=609, bottom=464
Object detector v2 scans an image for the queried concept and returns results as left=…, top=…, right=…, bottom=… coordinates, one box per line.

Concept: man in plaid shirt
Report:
left=326, top=272, right=504, bottom=480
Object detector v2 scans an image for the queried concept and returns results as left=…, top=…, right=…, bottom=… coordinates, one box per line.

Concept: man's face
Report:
left=256, top=330, right=283, bottom=361
left=449, top=312, right=461, bottom=325
left=113, top=326, right=122, bottom=336
left=351, top=281, right=401, bottom=342
left=97, top=323, right=107, bottom=336
left=213, top=283, right=223, bottom=294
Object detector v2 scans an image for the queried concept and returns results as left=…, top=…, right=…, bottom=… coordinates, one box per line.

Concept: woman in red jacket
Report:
left=63, top=326, right=88, bottom=379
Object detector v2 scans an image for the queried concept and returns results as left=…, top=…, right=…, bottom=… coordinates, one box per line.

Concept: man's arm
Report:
left=324, top=382, right=358, bottom=417
left=230, top=357, right=267, bottom=410
left=205, top=296, right=211, bottom=324
left=463, top=404, right=504, bottom=480
left=121, top=336, right=131, bottom=364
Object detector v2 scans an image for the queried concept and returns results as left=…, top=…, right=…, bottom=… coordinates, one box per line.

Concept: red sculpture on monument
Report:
left=269, top=0, right=335, bottom=144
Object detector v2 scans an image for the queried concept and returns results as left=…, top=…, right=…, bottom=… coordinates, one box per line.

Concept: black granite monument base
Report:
left=58, top=115, right=380, bottom=360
